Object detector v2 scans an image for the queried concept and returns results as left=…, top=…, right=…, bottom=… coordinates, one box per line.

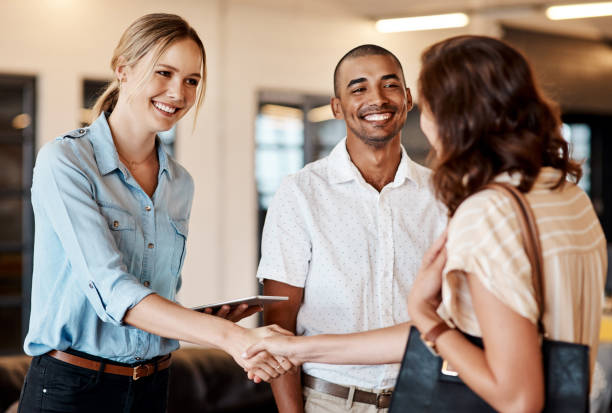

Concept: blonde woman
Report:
left=19, top=13, right=291, bottom=413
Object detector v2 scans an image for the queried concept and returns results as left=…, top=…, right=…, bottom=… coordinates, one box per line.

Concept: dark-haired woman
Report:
left=19, top=13, right=291, bottom=413
left=246, top=35, right=606, bottom=412
left=407, top=34, right=606, bottom=412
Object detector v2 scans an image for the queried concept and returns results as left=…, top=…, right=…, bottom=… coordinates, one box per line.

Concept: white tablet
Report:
left=192, top=295, right=289, bottom=313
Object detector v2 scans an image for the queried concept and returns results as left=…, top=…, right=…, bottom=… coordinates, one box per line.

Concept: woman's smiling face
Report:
left=119, top=37, right=203, bottom=133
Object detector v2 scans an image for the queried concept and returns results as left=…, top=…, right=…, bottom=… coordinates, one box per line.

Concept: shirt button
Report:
left=145, top=206, right=151, bottom=212
left=113, top=220, right=119, bottom=228
left=143, top=281, right=150, bottom=287
left=148, top=243, right=154, bottom=249
left=89, top=282, right=94, bottom=289
left=135, top=357, right=141, bottom=361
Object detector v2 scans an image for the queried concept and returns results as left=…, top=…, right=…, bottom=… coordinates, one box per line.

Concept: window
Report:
left=562, top=123, right=591, bottom=194
left=0, top=75, right=36, bottom=355
left=254, top=91, right=345, bottom=237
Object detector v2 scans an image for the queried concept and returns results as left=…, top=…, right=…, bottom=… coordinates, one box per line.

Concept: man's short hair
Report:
left=333, top=44, right=405, bottom=97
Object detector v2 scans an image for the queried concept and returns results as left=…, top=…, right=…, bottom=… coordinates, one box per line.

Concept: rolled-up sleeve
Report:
left=32, top=142, right=152, bottom=325
left=441, top=190, right=538, bottom=335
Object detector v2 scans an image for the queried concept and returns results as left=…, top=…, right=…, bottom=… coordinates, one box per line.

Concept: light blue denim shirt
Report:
left=24, top=113, right=194, bottom=363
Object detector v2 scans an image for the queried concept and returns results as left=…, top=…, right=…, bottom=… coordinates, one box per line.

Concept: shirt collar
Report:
left=327, top=137, right=424, bottom=188
left=87, top=112, right=172, bottom=179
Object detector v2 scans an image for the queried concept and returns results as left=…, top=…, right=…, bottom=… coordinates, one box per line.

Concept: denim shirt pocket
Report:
left=169, top=217, right=188, bottom=277
left=99, top=205, right=136, bottom=253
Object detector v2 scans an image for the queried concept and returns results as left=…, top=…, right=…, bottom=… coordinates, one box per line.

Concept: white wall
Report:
left=0, top=0, right=496, bottom=327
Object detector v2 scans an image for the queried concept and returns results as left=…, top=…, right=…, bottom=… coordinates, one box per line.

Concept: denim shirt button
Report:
left=88, top=281, right=94, bottom=289
left=143, top=281, right=150, bottom=287
left=147, top=243, right=154, bottom=249
left=145, top=206, right=151, bottom=212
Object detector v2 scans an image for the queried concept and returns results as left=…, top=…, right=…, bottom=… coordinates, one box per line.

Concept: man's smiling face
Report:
left=332, top=54, right=412, bottom=148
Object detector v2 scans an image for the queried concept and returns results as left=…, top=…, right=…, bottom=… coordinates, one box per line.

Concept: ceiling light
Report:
left=12, top=113, right=31, bottom=130
left=260, top=104, right=303, bottom=120
left=376, top=13, right=469, bottom=33
left=546, top=2, right=612, bottom=20
left=307, top=105, right=334, bottom=123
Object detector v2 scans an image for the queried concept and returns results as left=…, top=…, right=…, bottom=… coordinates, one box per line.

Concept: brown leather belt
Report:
left=303, top=373, right=393, bottom=409
left=48, top=350, right=171, bottom=381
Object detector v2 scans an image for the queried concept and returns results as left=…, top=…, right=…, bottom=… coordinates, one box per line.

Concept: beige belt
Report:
left=303, top=373, right=392, bottom=408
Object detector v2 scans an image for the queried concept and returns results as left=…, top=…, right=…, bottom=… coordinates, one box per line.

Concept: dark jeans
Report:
left=17, top=352, right=169, bottom=413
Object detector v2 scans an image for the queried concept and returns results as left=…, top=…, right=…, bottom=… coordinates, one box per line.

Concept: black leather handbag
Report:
left=389, top=183, right=591, bottom=412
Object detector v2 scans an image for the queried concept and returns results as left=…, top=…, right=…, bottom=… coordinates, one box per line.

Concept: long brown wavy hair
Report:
left=418, top=35, right=581, bottom=216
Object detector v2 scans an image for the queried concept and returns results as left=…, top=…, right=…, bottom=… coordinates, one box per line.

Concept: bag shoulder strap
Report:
left=482, top=182, right=546, bottom=335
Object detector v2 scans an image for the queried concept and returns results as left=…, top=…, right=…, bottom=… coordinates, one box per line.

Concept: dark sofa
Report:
left=0, top=347, right=277, bottom=413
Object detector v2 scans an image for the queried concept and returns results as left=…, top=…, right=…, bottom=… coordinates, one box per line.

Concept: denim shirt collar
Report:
left=88, top=112, right=173, bottom=180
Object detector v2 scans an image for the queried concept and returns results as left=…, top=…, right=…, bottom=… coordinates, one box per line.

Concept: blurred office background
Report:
left=0, top=0, right=611, bottom=380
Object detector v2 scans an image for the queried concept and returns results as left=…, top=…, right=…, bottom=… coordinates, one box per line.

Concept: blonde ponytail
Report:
left=91, top=79, right=120, bottom=123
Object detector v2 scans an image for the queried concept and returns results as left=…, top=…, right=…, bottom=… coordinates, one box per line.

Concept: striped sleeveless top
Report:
left=440, top=167, right=607, bottom=375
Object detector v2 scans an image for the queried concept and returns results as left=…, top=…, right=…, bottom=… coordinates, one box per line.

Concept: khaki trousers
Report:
left=303, top=386, right=390, bottom=413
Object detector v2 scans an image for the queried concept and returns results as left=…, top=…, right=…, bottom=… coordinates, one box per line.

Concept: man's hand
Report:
left=228, top=324, right=296, bottom=383
left=202, top=303, right=263, bottom=322
left=243, top=334, right=304, bottom=374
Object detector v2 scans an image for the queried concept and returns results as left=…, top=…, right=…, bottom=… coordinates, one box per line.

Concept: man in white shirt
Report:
left=257, top=44, right=446, bottom=412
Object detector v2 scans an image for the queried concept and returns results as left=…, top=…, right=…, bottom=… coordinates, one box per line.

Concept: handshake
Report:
left=234, top=324, right=301, bottom=383
left=200, top=297, right=304, bottom=382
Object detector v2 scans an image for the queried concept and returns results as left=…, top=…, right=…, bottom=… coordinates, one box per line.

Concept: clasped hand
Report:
left=204, top=305, right=297, bottom=382
left=242, top=331, right=303, bottom=382
left=237, top=325, right=298, bottom=383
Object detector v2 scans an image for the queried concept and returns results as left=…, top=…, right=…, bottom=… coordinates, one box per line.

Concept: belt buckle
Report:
left=132, top=364, right=150, bottom=381
left=376, top=390, right=392, bottom=408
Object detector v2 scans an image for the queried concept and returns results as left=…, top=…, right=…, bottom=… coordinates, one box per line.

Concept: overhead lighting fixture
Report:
left=12, top=113, right=31, bottom=130
left=307, top=104, right=334, bottom=123
left=260, top=104, right=303, bottom=120
left=546, top=1, right=612, bottom=20
left=376, top=13, right=469, bottom=33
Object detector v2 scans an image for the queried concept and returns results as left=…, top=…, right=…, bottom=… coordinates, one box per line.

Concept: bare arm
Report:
left=411, top=274, right=543, bottom=413
left=123, top=293, right=292, bottom=381
left=263, top=280, right=305, bottom=413
left=246, top=322, right=410, bottom=365
left=407, top=232, right=544, bottom=413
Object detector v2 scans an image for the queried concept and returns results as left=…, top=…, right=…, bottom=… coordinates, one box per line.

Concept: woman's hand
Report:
left=243, top=334, right=302, bottom=367
left=227, top=324, right=296, bottom=383
left=407, top=229, right=448, bottom=332
left=202, top=304, right=263, bottom=322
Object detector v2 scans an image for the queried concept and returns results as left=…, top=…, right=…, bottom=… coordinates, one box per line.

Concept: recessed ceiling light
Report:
left=546, top=1, right=612, bottom=20
left=376, top=13, right=469, bottom=33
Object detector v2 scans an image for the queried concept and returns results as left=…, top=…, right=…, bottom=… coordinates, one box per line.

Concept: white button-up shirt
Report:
left=257, top=138, right=447, bottom=389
